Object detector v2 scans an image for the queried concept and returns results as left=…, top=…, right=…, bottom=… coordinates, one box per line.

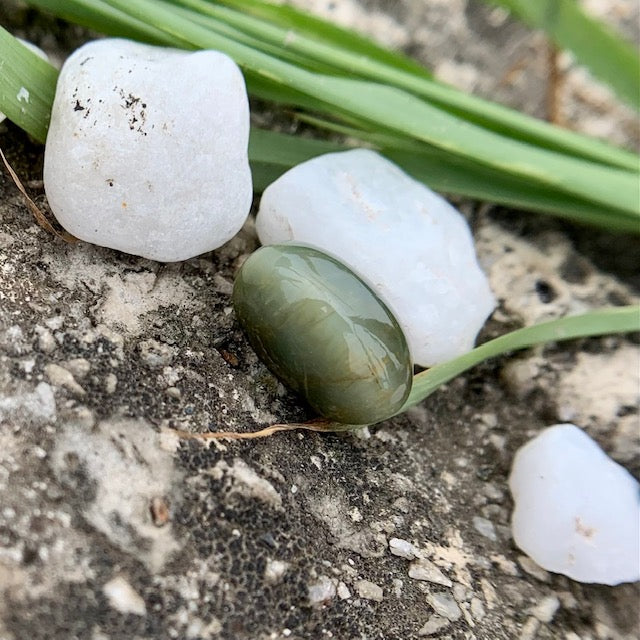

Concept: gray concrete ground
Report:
left=0, top=1, right=638, bottom=638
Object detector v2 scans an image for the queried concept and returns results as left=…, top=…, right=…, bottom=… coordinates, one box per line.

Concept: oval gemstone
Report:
left=232, top=244, right=412, bottom=424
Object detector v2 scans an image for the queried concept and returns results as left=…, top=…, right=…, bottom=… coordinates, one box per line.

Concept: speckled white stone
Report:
left=44, top=39, right=252, bottom=262
left=256, top=149, right=495, bottom=366
left=509, top=424, right=640, bottom=585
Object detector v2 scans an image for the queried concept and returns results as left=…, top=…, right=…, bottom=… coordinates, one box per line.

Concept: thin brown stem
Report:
left=0, top=147, right=76, bottom=242
left=169, top=418, right=355, bottom=441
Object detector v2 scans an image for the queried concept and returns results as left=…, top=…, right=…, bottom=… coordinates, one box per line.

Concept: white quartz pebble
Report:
left=256, top=149, right=494, bottom=366
left=44, top=39, right=252, bottom=262
left=509, top=424, right=640, bottom=585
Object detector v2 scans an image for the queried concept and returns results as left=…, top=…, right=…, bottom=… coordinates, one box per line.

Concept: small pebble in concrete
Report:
left=264, top=559, right=290, bottom=584
left=426, top=592, right=462, bottom=621
left=531, top=595, right=560, bottom=623
left=308, top=576, right=336, bottom=606
left=103, top=575, right=146, bottom=616
left=356, top=579, right=384, bottom=602
left=337, top=581, right=351, bottom=600
left=149, top=496, right=170, bottom=527
left=44, top=363, right=85, bottom=396
left=408, top=559, right=452, bottom=587
left=473, top=516, right=498, bottom=541
left=104, top=373, right=118, bottom=394
left=389, top=537, right=419, bottom=560
left=470, top=597, right=486, bottom=621
left=63, top=358, right=91, bottom=379
left=418, top=615, right=450, bottom=636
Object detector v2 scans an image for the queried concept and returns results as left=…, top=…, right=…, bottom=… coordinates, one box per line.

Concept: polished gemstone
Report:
left=233, top=245, right=412, bottom=424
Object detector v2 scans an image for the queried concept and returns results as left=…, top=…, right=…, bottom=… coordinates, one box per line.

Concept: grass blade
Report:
left=93, top=0, right=640, bottom=221
left=487, top=0, right=640, bottom=111
left=14, top=0, right=640, bottom=230
left=0, top=27, right=58, bottom=142
left=171, top=0, right=639, bottom=171
left=401, top=305, right=640, bottom=412
left=212, top=0, right=432, bottom=78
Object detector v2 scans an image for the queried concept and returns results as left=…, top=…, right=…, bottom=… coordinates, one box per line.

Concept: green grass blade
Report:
left=13, top=0, right=640, bottom=230
left=279, top=115, right=638, bottom=231
left=173, top=0, right=639, bottom=171
left=92, top=0, right=640, bottom=221
left=0, top=27, right=58, bottom=143
left=212, top=0, right=432, bottom=79
left=401, top=305, right=640, bottom=412
left=487, top=0, right=640, bottom=111
left=249, top=128, right=343, bottom=192
left=23, top=0, right=188, bottom=46
left=30, top=0, right=636, bottom=174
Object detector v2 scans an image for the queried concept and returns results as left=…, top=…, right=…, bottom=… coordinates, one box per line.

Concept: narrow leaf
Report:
left=0, top=27, right=58, bottom=142
left=402, top=306, right=640, bottom=411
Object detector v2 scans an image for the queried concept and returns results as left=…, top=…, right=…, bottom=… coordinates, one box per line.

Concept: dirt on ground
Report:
left=0, top=1, right=638, bottom=639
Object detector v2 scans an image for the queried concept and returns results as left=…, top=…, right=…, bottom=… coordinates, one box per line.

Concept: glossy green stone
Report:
left=232, top=244, right=412, bottom=424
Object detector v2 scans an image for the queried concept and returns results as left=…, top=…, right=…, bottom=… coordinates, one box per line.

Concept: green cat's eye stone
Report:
left=232, top=244, right=412, bottom=424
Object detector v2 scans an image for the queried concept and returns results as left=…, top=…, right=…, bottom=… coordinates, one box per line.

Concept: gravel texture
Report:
left=0, top=1, right=638, bottom=639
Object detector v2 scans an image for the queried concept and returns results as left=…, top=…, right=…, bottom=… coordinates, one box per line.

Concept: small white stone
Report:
left=104, top=373, right=118, bottom=394
left=44, top=38, right=252, bottom=262
left=408, top=559, right=452, bottom=587
left=63, top=358, right=91, bottom=379
left=103, top=575, right=147, bottom=616
left=426, top=592, right=462, bottom=621
left=256, top=149, right=495, bottom=366
left=472, top=516, right=497, bottom=541
left=44, top=363, right=85, bottom=396
left=470, top=597, right=486, bottom=621
left=389, top=537, right=418, bottom=560
left=509, top=424, right=640, bottom=585
left=531, top=595, right=560, bottom=623
left=418, top=615, right=450, bottom=636
left=264, top=559, right=289, bottom=584
left=355, top=579, right=383, bottom=602
left=308, top=575, right=336, bottom=606
left=336, top=581, right=352, bottom=600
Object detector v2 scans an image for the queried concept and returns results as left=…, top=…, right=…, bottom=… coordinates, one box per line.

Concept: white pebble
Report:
left=355, top=579, right=383, bottom=602
left=308, top=576, right=336, bottom=606
left=44, top=39, right=252, bottom=262
left=472, top=516, right=497, bottom=541
left=264, top=559, right=289, bottom=584
left=103, top=575, right=146, bottom=616
left=408, top=559, right=452, bottom=587
left=509, top=424, right=640, bottom=585
left=426, top=593, right=462, bottom=621
left=256, top=149, right=494, bottom=366
left=389, top=537, right=418, bottom=560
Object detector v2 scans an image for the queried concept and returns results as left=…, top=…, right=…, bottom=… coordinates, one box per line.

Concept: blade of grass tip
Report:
left=183, top=0, right=638, bottom=172
left=401, top=305, right=640, bottom=412
left=0, top=27, right=58, bottom=143
left=486, top=0, right=640, bottom=111
left=99, top=0, right=640, bottom=222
